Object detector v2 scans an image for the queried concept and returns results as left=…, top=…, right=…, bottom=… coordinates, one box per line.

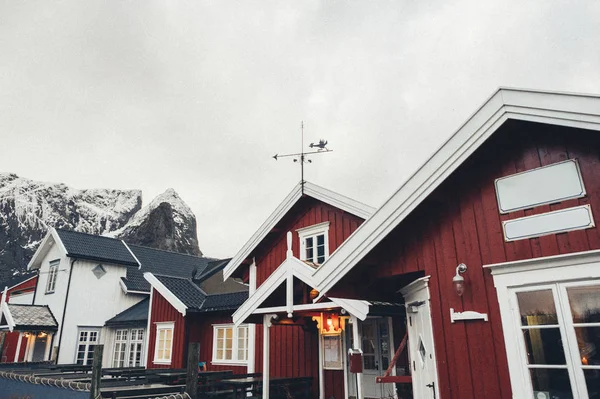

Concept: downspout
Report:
left=55, top=258, right=76, bottom=364
left=31, top=270, right=40, bottom=305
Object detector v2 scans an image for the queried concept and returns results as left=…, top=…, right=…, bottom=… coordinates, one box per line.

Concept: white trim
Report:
left=153, top=321, right=174, bottom=364
left=143, top=288, right=154, bottom=367
left=314, top=88, right=600, bottom=294
left=4, top=275, right=37, bottom=292
left=488, top=249, right=600, bottom=397
left=232, top=256, right=317, bottom=325
left=119, top=279, right=150, bottom=295
left=224, top=181, right=374, bottom=280
left=27, top=228, right=68, bottom=270
left=297, top=222, right=330, bottom=265
left=1, top=288, right=16, bottom=332
left=143, top=273, right=188, bottom=316
left=121, top=240, right=142, bottom=269
left=211, top=323, right=249, bottom=365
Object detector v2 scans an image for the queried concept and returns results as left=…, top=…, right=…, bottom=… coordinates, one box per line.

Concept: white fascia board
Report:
left=484, top=249, right=600, bottom=277
left=6, top=275, right=37, bottom=291
left=27, top=228, right=67, bottom=270
left=232, top=257, right=318, bottom=325
left=121, top=240, right=142, bottom=269
left=224, top=181, right=375, bottom=281
left=328, top=297, right=371, bottom=321
left=143, top=273, right=187, bottom=316
left=314, top=88, right=600, bottom=294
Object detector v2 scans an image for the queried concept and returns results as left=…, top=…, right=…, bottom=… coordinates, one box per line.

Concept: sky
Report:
left=2, top=1, right=600, bottom=258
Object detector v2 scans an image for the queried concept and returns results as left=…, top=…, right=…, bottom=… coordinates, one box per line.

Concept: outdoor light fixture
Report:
left=453, top=263, right=468, bottom=297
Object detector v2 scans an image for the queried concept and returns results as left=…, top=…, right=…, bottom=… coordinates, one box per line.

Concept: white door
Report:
left=400, top=276, right=440, bottom=399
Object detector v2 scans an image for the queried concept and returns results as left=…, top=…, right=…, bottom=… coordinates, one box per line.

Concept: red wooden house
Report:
left=223, top=181, right=377, bottom=399
left=313, top=88, right=600, bottom=399
left=143, top=259, right=250, bottom=373
left=0, top=272, right=39, bottom=363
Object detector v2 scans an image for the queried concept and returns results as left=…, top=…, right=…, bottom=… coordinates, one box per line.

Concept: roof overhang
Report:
left=314, top=87, right=600, bottom=294
left=223, top=181, right=375, bottom=280
left=143, top=273, right=188, bottom=316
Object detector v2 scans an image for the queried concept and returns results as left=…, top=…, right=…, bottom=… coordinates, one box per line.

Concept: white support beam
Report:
left=14, top=332, right=23, bottom=362
left=247, top=259, right=257, bottom=373
left=262, top=314, right=277, bottom=399
left=351, top=316, right=364, bottom=399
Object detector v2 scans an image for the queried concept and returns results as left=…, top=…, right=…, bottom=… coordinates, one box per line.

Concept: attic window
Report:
left=92, top=264, right=106, bottom=279
left=297, top=222, right=330, bottom=265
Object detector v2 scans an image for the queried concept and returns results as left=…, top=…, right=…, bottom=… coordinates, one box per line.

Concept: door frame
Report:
left=399, top=276, right=441, bottom=399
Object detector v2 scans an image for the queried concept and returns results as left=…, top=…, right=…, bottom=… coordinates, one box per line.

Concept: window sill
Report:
left=153, top=359, right=172, bottom=365
left=45, top=291, right=55, bottom=295
left=211, top=360, right=248, bottom=366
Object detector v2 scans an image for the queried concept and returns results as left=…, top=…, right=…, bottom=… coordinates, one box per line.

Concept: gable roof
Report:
left=223, top=180, right=375, bottom=280
left=105, top=297, right=149, bottom=327
left=56, top=229, right=140, bottom=266
left=144, top=262, right=249, bottom=316
left=0, top=304, right=58, bottom=332
left=121, top=245, right=216, bottom=293
left=314, top=87, right=600, bottom=294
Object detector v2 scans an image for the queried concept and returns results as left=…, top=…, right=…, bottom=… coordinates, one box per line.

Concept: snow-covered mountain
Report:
left=0, top=173, right=202, bottom=280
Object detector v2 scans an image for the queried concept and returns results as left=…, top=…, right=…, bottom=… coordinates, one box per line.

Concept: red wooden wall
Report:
left=249, top=197, right=365, bottom=398
left=0, top=276, right=37, bottom=363
left=337, top=120, right=600, bottom=399
left=146, top=290, right=187, bottom=369
left=187, top=312, right=247, bottom=374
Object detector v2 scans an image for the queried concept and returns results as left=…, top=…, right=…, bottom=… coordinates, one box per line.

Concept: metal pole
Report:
left=90, top=344, right=103, bottom=399
left=262, top=315, right=270, bottom=399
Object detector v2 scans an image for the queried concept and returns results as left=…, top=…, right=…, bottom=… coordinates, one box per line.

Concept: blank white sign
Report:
left=503, top=205, right=594, bottom=241
left=495, top=159, right=585, bottom=214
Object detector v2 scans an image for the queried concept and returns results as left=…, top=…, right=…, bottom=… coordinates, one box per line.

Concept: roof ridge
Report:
left=128, top=243, right=217, bottom=260
left=56, top=228, right=124, bottom=242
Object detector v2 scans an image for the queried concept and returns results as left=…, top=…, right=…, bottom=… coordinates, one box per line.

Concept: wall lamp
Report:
left=453, top=263, right=468, bottom=297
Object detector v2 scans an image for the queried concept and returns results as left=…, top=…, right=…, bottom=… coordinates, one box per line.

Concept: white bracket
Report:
left=450, top=308, right=488, bottom=323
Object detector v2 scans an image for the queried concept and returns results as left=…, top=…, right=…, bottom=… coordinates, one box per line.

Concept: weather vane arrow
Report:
left=273, top=121, right=333, bottom=192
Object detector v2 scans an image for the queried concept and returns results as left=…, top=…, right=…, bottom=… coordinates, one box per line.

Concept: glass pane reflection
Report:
left=574, top=326, right=600, bottom=366
left=517, top=290, right=558, bottom=326
left=583, top=369, right=600, bottom=398
left=522, top=328, right=567, bottom=365
left=529, top=368, right=573, bottom=399
left=567, top=285, right=600, bottom=324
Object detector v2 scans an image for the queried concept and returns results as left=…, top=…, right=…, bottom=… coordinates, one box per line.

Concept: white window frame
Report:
left=113, top=328, right=145, bottom=368
left=486, top=249, right=600, bottom=399
left=75, top=328, right=100, bottom=365
left=212, top=324, right=249, bottom=365
left=153, top=322, right=174, bottom=365
left=45, top=259, right=59, bottom=294
left=297, top=222, right=330, bottom=265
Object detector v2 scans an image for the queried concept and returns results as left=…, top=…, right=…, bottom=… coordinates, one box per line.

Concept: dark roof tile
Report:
left=105, top=298, right=149, bottom=327
left=154, top=275, right=207, bottom=309
left=56, top=229, right=138, bottom=266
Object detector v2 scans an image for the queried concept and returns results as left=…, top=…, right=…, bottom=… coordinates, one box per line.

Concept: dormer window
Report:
left=297, top=222, right=330, bottom=265
left=45, top=259, right=59, bottom=294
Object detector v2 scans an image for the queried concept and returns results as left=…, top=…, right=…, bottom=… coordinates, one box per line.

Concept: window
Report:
left=212, top=324, right=248, bottom=364
left=76, top=328, right=100, bottom=365
left=297, top=222, right=330, bottom=265
left=113, top=328, right=145, bottom=368
left=45, top=260, right=59, bottom=294
left=153, top=322, right=174, bottom=364
left=509, top=282, right=600, bottom=398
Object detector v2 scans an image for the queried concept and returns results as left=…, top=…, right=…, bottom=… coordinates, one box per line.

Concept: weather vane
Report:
left=272, top=121, right=332, bottom=192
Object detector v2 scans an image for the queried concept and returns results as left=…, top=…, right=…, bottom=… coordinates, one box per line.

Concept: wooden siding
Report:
left=187, top=313, right=247, bottom=374
left=146, top=290, right=186, bottom=369
left=255, top=197, right=364, bottom=286
left=338, top=120, right=600, bottom=399
left=5, top=276, right=37, bottom=300
left=0, top=277, right=37, bottom=363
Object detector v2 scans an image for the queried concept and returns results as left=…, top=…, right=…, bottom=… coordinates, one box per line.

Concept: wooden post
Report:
left=186, top=342, right=200, bottom=398
left=90, top=344, right=103, bottom=399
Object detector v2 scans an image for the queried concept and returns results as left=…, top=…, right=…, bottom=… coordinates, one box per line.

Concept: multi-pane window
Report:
left=45, top=260, right=59, bottom=294
left=513, top=282, right=600, bottom=398
left=154, top=323, right=174, bottom=364
left=113, top=328, right=145, bottom=367
left=212, top=325, right=248, bottom=364
left=76, top=329, right=99, bottom=365
left=297, top=222, right=330, bottom=265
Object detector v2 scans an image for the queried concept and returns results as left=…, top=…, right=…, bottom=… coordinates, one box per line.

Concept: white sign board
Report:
left=495, top=159, right=585, bottom=214
left=503, top=205, right=594, bottom=241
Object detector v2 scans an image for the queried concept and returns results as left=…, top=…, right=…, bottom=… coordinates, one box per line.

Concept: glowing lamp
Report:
left=453, top=263, right=468, bottom=297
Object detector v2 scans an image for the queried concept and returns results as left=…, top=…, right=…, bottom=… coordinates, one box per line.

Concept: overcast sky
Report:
left=2, top=1, right=600, bottom=258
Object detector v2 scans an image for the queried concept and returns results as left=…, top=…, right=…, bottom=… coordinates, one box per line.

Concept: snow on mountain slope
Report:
left=0, top=173, right=202, bottom=280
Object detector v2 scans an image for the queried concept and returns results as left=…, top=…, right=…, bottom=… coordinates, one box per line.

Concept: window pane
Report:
left=158, top=349, right=164, bottom=359
left=217, top=349, right=223, bottom=359
left=567, top=285, right=600, bottom=324
left=166, top=329, right=173, bottom=340
left=317, top=234, right=324, bottom=246
left=306, top=237, right=313, bottom=249
left=574, top=326, right=600, bottom=365
left=225, top=349, right=232, bottom=360
left=225, top=328, right=233, bottom=339
left=529, top=368, right=573, bottom=398
left=164, top=349, right=171, bottom=359
left=583, top=369, right=600, bottom=397
left=217, top=328, right=224, bottom=339
left=523, top=328, right=566, bottom=365
left=238, top=349, right=246, bottom=360
left=517, top=290, right=558, bottom=326
left=306, top=247, right=314, bottom=261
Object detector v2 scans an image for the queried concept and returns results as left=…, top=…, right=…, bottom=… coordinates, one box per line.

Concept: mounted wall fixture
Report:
left=453, top=263, right=468, bottom=296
